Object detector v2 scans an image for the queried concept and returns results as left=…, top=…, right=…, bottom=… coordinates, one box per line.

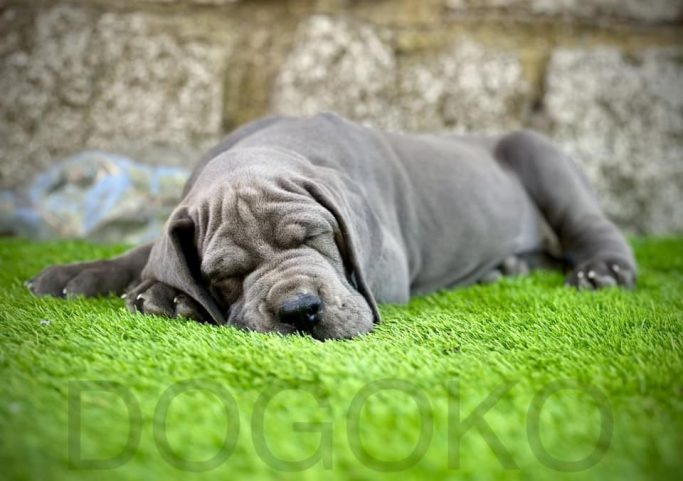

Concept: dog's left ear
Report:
left=141, top=207, right=225, bottom=323
left=303, top=180, right=382, bottom=324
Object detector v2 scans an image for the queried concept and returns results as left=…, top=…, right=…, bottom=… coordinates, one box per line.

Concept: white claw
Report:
left=173, top=296, right=179, bottom=304
left=62, top=288, right=68, bottom=295
left=587, top=270, right=596, bottom=279
left=612, top=264, right=621, bottom=272
left=136, top=294, right=144, bottom=301
left=120, top=293, right=127, bottom=299
left=577, top=271, right=585, bottom=278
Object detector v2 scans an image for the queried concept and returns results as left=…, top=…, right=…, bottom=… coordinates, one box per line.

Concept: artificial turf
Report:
left=0, top=237, right=681, bottom=481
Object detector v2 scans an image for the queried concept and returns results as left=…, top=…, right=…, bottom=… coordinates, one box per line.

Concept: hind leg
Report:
left=495, top=130, right=636, bottom=289
left=29, top=243, right=153, bottom=298
left=479, top=255, right=532, bottom=284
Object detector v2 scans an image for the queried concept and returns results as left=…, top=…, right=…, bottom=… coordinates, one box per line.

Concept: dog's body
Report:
left=29, top=113, right=636, bottom=339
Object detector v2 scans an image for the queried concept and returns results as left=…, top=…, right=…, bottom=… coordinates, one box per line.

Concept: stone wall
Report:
left=1, top=0, right=682, bottom=234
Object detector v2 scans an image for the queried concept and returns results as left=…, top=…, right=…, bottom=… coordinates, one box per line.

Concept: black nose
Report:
left=278, top=294, right=323, bottom=330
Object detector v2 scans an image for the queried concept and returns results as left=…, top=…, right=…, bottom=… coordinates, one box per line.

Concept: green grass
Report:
left=1, top=238, right=682, bottom=481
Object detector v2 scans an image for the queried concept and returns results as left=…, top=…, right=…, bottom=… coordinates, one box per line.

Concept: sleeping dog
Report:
left=28, top=113, right=636, bottom=339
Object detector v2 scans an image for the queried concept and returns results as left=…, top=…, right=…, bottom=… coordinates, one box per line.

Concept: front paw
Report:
left=29, top=261, right=124, bottom=298
left=566, top=258, right=636, bottom=290
left=124, top=280, right=209, bottom=323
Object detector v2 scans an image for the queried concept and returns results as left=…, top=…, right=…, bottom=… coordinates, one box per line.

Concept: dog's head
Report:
left=142, top=163, right=381, bottom=340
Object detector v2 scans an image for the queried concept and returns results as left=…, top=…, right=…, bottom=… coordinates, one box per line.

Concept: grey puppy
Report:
left=28, top=113, right=636, bottom=340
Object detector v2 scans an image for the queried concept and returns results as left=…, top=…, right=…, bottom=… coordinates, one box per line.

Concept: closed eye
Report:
left=303, top=230, right=330, bottom=243
left=303, top=231, right=341, bottom=263
left=277, top=218, right=333, bottom=248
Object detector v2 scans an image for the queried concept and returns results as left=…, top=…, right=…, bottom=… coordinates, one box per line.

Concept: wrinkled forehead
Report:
left=230, top=177, right=333, bottom=225
left=192, top=176, right=336, bottom=269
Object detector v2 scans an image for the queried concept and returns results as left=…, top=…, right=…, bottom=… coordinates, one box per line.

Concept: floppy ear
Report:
left=141, top=207, right=225, bottom=324
left=302, top=180, right=382, bottom=324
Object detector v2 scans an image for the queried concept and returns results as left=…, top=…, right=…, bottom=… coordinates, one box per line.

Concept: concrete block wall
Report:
left=1, top=0, right=681, bottom=233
